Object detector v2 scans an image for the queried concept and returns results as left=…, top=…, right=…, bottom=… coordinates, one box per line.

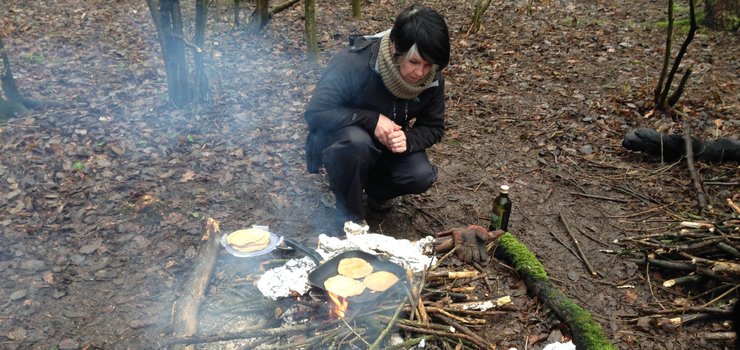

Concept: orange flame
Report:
left=327, top=291, right=349, bottom=319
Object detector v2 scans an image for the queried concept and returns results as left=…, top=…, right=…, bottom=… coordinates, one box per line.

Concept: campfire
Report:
left=165, top=221, right=521, bottom=349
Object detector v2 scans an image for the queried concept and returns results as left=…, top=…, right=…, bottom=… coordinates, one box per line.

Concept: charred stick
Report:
left=368, top=296, right=408, bottom=350
left=392, top=322, right=491, bottom=350
left=383, top=336, right=430, bottom=350
left=423, top=289, right=471, bottom=300
left=434, top=314, right=493, bottom=349
left=425, top=306, right=486, bottom=325
left=682, top=119, right=708, bottom=211
left=473, top=263, right=496, bottom=295
left=264, top=328, right=343, bottom=350
left=432, top=247, right=458, bottom=270
left=718, top=242, right=740, bottom=258
left=164, top=321, right=338, bottom=346
left=443, top=308, right=508, bottom=317
left=569, top=191, right=630, bottom=203
left=662, top=274, right=703, bottom=287
left=641, top=306, right=733, bottom=316
left=559, top=211, right=600, bottom=277
left=376, top=314, right=453, bottom=331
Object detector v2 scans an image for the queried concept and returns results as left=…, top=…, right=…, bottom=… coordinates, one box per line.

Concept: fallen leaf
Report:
left=180, top=170, right=196, bottom=182
left=42, top=271, right=55, bottom=284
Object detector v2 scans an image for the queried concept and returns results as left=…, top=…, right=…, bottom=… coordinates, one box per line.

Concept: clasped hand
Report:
left=375, top=114, right=406, bottom=153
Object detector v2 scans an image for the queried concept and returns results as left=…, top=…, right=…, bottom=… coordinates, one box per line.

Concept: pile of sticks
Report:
left=617, top=217, right=740, bottom=287
left=615, top=215, right=739, bottom=331
left=164, top=245, right=512, bottom=349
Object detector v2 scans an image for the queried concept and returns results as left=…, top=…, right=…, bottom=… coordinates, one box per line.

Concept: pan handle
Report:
left=283, top=238, right=323, bottom=264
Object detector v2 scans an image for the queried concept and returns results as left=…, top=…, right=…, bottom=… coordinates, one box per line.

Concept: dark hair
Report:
left=390, top=4, right=450, bottom=70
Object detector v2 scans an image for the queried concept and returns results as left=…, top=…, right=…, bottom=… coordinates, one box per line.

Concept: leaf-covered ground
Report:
left=0, top=0, right=738, bottom=349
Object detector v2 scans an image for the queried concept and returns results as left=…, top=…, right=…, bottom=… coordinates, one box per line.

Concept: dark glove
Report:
left=435, top=225, right=502, bottom=263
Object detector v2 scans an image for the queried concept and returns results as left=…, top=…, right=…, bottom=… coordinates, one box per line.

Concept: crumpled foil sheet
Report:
left=257, top=223, right=436, bottom=300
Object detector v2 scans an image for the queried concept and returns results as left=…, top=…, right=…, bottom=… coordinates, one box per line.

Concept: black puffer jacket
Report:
left=304, top=35, right=446, bottom=173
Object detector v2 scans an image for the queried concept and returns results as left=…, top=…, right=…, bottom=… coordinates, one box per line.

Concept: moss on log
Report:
left=495, top=233, right=616, bottom=350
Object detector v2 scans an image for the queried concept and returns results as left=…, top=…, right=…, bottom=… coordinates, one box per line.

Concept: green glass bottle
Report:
left=489, top=185, right=512, bottom=231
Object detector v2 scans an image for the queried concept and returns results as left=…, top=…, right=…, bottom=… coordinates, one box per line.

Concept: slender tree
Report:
left=0, top=37, right=57, bottom=118
left=146, top=0, right=210, bottom=107
left=305, top=0, right=319, bottom=63
left=653, top=0, right=697, bottom=118
left=352, top=0, right=361, bottom=18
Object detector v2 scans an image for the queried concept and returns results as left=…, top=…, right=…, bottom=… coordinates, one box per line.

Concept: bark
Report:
left=171, top=219, right=222, bottom=350
left=495, top=233, right=616, bottom=350
left=234, top=0, right=241, bottom=27
left=0, top=36, right=56, bottom=118
left=149, top=0, right=191, bottom=107
left=352, top=0, right=361, bottom=18
left=704, top=0, right=740, bottom=31
left=248, top=0, right=270, bottom=33
left=304, top=0, right=318, bottom=63
left=470, top=0, right=492, bottom=34
left=194, top=0, right=209, bottom=102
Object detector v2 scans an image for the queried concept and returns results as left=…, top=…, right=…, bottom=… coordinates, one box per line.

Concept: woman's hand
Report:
left=374, top=114, right=402, bottom=147
left=387, top=130, right=407, bottom=153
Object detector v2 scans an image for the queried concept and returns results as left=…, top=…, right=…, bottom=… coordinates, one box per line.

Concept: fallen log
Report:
left=170, top=218, right=222, bottom=350
left=495, top=232, right=616, bottom=350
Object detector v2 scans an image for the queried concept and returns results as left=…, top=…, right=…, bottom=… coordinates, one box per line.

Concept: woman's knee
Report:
left=404, top=164, right=437, bottom=193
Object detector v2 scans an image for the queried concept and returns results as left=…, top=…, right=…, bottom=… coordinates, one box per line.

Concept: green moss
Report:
left=499, top=233, right=549, bottom=281
left=497, top=233, right=617, bottom=350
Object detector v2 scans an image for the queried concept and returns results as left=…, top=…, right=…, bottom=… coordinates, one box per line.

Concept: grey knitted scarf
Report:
left=378, top=34, right=436, bottom=100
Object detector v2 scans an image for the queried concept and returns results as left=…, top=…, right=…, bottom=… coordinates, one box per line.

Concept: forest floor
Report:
left=0, top=0, right=738, bottom=349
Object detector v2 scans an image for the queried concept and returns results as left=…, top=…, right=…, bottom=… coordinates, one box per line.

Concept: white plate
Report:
left=220, top=228, right=283, bottom=258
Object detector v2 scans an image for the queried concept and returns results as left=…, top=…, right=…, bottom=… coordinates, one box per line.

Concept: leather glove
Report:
left=434, top=225, right=502, bottom=263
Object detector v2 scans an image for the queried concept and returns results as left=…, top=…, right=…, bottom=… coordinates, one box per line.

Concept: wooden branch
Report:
left=559, top=211, right=599, bottom=277
left=665, top=0, right=697, bottom=108
left=369, top=297, right=407, bottom=350
left=392, top=322, right=491, bottom=350
left=569, top=192, right=630, bottom=203
left=682, top=119, right=708, bottom=211
left=164, top=318, right=336, bottom=346
left=170, top=218, right=221, bottom=350
left=434, top=314, right=493, bottom=349
left=654, top=0, right=674, bottom=109
left=269, top=0, right=301, bottom=16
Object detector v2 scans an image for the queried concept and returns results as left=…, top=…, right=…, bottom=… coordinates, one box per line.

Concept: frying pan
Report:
left=284, top=238, right=407, bottom=304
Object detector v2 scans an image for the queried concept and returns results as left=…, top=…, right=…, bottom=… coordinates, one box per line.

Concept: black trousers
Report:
left=322, top=126, right=437, bottom=221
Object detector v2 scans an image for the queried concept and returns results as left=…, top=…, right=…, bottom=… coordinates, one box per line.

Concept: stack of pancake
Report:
left=226, top=228, right=270, bottom=252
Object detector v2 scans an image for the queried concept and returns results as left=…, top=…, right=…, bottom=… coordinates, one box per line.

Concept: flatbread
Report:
left=337, top=257, right=374, bottom=279
left=324, top=275, right=366, bottom=298
left=232, top=242, right=269, bottom=253
left=227, top=228, right=270, bottom=251
left=363, top=271, right=399, bottom=292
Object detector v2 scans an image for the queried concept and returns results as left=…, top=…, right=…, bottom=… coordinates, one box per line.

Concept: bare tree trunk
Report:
left=469, top=0, right=491, bottom=34
left=653, top=0, right=697, bottom=118
left=704, top=0, right=740, bottom=31
left=234, top=0, right=241, bottom=27
left=194, top=0, right=209, bottom=102
left=248, top=0, right=270, bottom=33
left=148, top=0, right=191, bottom=107
left=0, top=36, right=55, bottom=118
left=352, top=0, right=361, bottom=18
left=304, top=0, right=319, bottom=63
